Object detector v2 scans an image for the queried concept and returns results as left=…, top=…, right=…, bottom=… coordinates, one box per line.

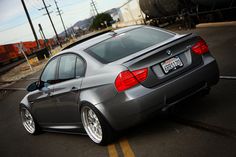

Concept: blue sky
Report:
left=0, top=0, right=127, bottom=44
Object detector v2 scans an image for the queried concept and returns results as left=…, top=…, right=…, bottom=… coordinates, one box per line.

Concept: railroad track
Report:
left=0, top=54, right=37, bottom=75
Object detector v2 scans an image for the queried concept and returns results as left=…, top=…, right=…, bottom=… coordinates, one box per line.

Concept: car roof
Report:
left=60, top=25, right=144, bottom=53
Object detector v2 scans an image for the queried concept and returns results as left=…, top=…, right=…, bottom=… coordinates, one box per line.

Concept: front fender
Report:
left=20, top=93, right=32, bottom=109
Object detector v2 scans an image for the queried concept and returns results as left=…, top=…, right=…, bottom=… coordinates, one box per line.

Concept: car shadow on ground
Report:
left=117, top=82, right=235, bottom=141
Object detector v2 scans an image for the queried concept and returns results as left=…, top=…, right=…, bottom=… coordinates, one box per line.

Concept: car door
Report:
left=51, top=54, right=85, bottom=125
left=28, top=57, right=59, bottom=124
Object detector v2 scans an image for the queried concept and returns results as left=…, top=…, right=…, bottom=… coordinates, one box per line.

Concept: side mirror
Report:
left=27, top=81, right=39, bottom=92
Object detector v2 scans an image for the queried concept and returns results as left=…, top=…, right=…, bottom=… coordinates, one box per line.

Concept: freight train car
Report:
left=4, top=43, right=21, bottom=62
left=139, top=0, right=236, bottom=27
left=23, top=41, right=37, bottom=56
left=0, top=43, right=22, bottom=65
left=0, top=39, right=52, bottom=65
left=0, top=45, right=9, bottom=65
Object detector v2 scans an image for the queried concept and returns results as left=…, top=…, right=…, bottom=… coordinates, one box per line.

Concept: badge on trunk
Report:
left=166, top=50, right=172, bottom=56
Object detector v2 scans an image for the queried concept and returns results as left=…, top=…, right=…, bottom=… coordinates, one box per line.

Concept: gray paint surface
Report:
left=20, top=25, right=219, bottom=132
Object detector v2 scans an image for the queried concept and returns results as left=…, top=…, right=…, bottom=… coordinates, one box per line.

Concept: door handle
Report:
left=71, top=87, right=79, bottom=92
left=47, top=92, right=52, bottom=97
left=41, top=87, right=52, bottom=97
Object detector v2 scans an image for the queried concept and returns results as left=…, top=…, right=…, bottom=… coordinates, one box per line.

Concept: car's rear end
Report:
left=85, top=26, right=219, bottom=131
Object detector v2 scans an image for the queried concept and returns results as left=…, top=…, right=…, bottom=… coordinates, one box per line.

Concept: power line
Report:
left=90, top=6, right=96, bottom=17
left=91, top=0, right=99, bottom=16
left=0, top=15, right=43, bottom=32
left=64, top=5, right=91, bottom=14
left=39, top=0, right=62, bottom=47
left=33, top=0, right=44, bottom=8
left=26, top=0, right=41, bottom=10
left=2, top=0, right=103, bottom=34
left=54, top=0, right=68, bottom=38
left=60, top=1, right=89, bottom=9
left=21, top=0, right=40, bottom=48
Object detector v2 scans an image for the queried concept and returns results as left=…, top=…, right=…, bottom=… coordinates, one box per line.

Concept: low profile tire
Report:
left=20, top=106, right=40, bottom=135
left=81, top=104, right=114, bottom=145
left=200, top=87, right=211, bottom=96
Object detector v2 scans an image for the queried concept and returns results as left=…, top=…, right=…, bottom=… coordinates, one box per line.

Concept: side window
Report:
left=41, top=57, right=58, bottom=84
left=76, top=57, right=85, bottom=77
left=58, top=54, right=76, bottom=81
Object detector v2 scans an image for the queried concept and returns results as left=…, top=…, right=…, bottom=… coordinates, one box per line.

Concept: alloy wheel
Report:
left=81, top=106, right=103, bottom=144
left=21, top=108, right=36, bottom=134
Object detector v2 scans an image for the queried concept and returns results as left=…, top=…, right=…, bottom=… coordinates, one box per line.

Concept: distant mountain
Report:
left=58, top=8, right=120, bottom=37
left=105, top=8, right=119, bottom=15
left=73, top=17, right=94, bottom=30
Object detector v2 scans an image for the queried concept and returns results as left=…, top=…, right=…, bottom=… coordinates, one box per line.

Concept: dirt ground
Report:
left=0, top=58, right=47, bottom=82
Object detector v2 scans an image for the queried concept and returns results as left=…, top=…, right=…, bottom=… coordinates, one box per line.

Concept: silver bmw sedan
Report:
left=20, top=25, right=219, bottom=145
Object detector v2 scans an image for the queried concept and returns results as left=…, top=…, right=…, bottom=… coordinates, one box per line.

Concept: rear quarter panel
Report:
left=79, top=64, right=126, bottom=106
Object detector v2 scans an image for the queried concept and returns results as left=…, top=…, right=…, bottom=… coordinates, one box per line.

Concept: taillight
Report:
left=132, top=68, right=148, bottom=82
left=115, top=68, right=148, bottom=92
left=191, top=39, right=209, bottom=55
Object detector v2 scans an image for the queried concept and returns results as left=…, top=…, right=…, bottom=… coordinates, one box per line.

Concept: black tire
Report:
left=19, top=106, right=40, bottom=135
left=200, top=87, right=211, bottom=96
left=80, top=104, right=115, bottom=145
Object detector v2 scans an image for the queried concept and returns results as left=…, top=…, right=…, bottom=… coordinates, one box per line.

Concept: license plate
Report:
left=161, top=56, right=183, bottom=74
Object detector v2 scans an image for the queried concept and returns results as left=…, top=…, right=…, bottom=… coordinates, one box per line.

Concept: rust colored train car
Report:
left=0, top=39, right=50, bottom=65
left=0, top=45, right=9, bottom=65
left=0, top=44, right=20, bottom=65
left=5, top=43, right=21, bottom=61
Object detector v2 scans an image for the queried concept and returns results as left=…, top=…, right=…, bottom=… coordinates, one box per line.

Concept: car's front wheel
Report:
left=81, top=104, right=114, bottom=145
left=20, top=106, right=39, bottom=135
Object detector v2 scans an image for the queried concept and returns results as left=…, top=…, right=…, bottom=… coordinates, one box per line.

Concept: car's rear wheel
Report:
left=200, top=87, right=211, bottom=96
left=20, top=107, right=39, bottom=135
left=81, top=104, right=114, bottom=145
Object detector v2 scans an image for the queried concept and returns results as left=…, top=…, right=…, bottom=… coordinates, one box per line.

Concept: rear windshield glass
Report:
left=86, top=27, right=174, bottom=63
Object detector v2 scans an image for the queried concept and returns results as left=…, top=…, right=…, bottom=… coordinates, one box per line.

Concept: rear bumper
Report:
left=96, top=54, right=219, bottom=130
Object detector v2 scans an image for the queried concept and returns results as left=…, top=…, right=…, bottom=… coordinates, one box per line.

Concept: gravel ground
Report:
left=0, top=59, right=47, bottom=82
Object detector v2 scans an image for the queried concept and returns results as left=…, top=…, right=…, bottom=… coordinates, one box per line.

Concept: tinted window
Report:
left=76, top=57, right=85, bottom=77
left=58, top=54, right=76, bottom=80
left=87, top=27, right=174, bottom=63
left=41, top=57, right=58, bottom=84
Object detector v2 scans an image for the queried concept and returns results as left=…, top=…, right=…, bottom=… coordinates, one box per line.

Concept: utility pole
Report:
left=40, top=0, right=62, bottom=47
left=54, top=0, right=68, bottom=38
left=21, top=0, right=40, bottom=49
left=91, top=0, right=99, bottom=15
left=90, top=7, right=96, bottom=18
left=38, top=24, right=48, bottom=47
left=39, top=24, right=52, bottom=55
left=38, top=24, right=47, bottom=42
left=71, top=26, right=75, bottom=35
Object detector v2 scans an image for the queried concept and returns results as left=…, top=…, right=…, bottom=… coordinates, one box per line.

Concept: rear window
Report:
left=87, top=27, right=174, bottom=63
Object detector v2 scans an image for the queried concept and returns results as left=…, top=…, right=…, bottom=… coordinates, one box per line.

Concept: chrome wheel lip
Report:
left=21, top=108, right=36, bottom=134
left=81, top=106, right=103, bottom=144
